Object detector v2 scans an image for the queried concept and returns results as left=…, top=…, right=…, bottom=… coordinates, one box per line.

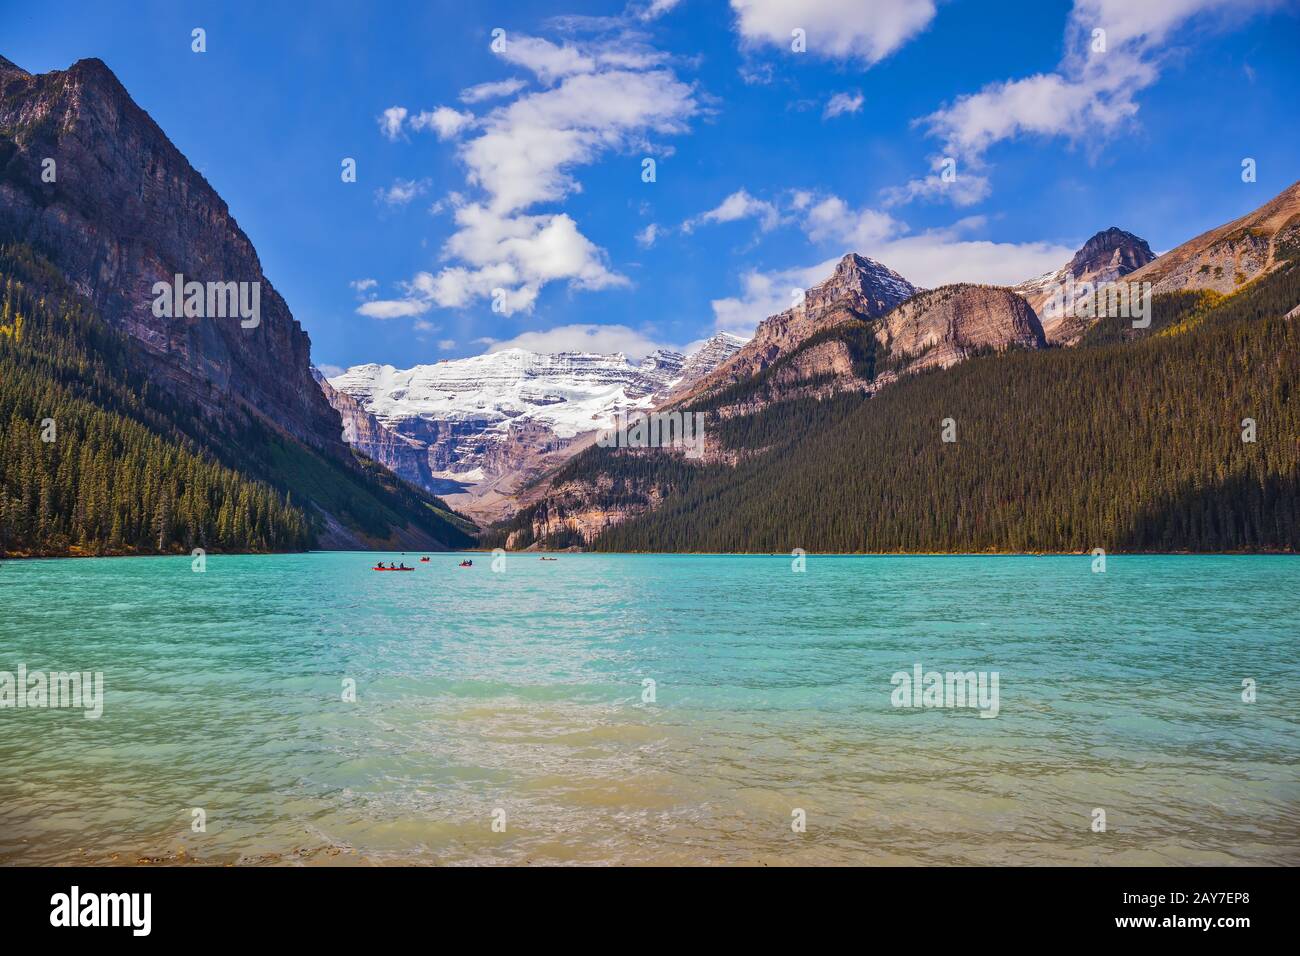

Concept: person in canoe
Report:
left=459, top=559, right=473, bottom=567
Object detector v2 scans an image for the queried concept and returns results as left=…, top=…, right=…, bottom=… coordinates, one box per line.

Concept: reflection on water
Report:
left=0, top=552, right=1296, bottom=865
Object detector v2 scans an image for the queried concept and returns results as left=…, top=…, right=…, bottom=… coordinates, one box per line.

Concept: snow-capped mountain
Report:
left=675, top=331, right=747, bottom=391
left=323, top=333, right=746, bottom=500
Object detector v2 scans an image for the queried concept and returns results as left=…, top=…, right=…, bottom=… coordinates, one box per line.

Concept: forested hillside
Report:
left=501, top=262, right=1300, bottom=553
left=0, top=243, right=475, bottom=557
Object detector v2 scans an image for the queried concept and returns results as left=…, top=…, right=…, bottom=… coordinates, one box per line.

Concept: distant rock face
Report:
left=312, top=368, right=435, bottom=489
left=671, top=332, right=746, bottom=393
left=325, top=337, right=745, bottom=498
left=1015, top=227, right=1155, bottom=342
left=684, top=253, right=917, bottom=398
left=1125, top=180, right=1300, bottom=297
left=880, top=284, right=1046, bottom=372
left=0, top=57, right=344, bottom=453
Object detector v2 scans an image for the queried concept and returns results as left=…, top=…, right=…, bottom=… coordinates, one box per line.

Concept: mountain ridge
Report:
left=0, top=55, right=473, bottom=552
left=322, top=333, right=746, bottom=511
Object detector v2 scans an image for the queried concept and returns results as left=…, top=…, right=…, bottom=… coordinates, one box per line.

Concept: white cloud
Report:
left=823, top=90, right=864, bottom=119
left=376, top=178, right=430, bottom=206
left=867, top=230, right=1077, bottom=289
left=460, top=78, right=527, bottom=103
left=462, top=66, right=696, bottom=214
left=398, top=39, right=696, bottom=315
left=795, top=192, right=1077, bottom=288
left=637, top=0, right=684, bottom=21
left=485, top=323, right=668, bottom=358
left=881, top=164, right=992, bottom=208
left=711, top=259, right=837, bottom=335
left=923, top=0, right=1276, bottom=163
left=316, top=363, right=345, bottom=378
left=635, top=223, right=662, bottom=247
left=497, top=36, right=597, bottom=85
left=377, top=106, right=408, bottom=141
left=712, top=191, right=1080, bottom=332
left=438, top=339, right=457, bottom=350
left=349, top=278, right=378, bottom=295
left=801, top=195, right=898, bottom=247
left=370, top=31, right=697, bottom=318
left=363, top=204, right=628, bottom=318
left=410, top=106, right=476, bottom=140
left=730, top=0, right=937, bottom=64
left=358, top=298, right=431, bottom=319
left=684, top=189, right=781, bottom=233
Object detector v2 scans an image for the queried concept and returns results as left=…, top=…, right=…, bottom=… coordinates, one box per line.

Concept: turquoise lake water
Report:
left=0, top=552, right=1296, bottom=865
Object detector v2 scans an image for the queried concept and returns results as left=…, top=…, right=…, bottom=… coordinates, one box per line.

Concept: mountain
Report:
left=671, top=331, right=747, bottom=393
left=312, top=367, right=436, bottom=491
left=489, top=259, right=1050, bottom=544
left=1015, top=227, right=1156, bottom=342
left=679, top=253, right=916, bottom=403
left=323, top=335, right=745, bottom=510
left=0, top=56, right=473, bottom=553
left=492, top=259, right=1300, bottom=553
left=1125, top=179, right=1300, bottom=296
left=875, top=283, right=1045, bottom=370
left=676, top=256, right=1044, bottom=417
left=488, top=184, right=1300, bottom=552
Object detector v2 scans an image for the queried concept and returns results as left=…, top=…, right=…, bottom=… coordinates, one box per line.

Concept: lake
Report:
left=0, top=552, right=1296, bottom=865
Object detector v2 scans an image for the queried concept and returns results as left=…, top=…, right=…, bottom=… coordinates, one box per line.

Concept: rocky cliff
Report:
left=682, top=253, right=916, bottom=400
left=0, top=55, right=472, bottom=550
left=879, top=284, right=1046, bottom=371
left=1015, top=227, right=1155, bottom=342
left=0, top=56, right=342, bottom=452
left=1125, top=180, right=1300, bottom=297
left=312, top=367, right=436, bottom=490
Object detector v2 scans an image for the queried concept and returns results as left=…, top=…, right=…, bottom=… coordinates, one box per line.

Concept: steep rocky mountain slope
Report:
left=489, top=184, right=1300, bottom=550
left=0, top=56, right=337, bottom=447
left=1124, top=179, right=1300, bottom=296
left=492, top=260, right=1300, bottom=553
left=875, top=283, right=1045, bottom=370
left=677, top=255, right=1044, bottom=417
left=677, top=253, right=916, bottom=403
left=1014, top=227, right=1156, bottom=342
left=672, top=331, right=747, bottom=393
left=324, top=333, right=744, bottom=510
left=493, top=258, right=1049, bottom=544
left=312, top=367, right=436, bottom=491
left=0, top=55, right=472, bottom=551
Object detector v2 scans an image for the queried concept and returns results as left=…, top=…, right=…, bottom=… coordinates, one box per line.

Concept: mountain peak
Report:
left=1068, top=227, right=1155, bottom=277
left=804, top=251, right=917, bottom=318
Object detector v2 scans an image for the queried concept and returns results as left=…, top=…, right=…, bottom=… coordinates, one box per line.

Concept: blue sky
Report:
left=4, top=0, right=1298, bottom=372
